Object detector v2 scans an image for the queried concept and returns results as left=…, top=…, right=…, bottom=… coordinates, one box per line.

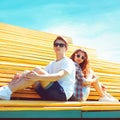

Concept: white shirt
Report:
left=45, top=57, right=75, bottom=100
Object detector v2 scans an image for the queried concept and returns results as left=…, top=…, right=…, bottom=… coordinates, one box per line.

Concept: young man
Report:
left=0, top=36, right=76, bottom=101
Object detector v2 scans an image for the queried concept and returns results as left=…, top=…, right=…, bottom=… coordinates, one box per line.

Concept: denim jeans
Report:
left=35, top=81, right=67, bottom=101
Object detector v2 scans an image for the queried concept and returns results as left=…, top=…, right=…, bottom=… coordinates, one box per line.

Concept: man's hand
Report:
left=25, top=71, right=39, bottom=81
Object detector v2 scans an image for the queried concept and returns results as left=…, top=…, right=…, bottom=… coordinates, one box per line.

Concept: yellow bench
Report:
left=0, top=100, right=120, bottom=118
left=0, top=22, right=120, bottom=101
left=0, top=23, right=120, bottom=118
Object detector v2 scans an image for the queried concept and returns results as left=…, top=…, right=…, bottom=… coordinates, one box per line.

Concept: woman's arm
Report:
left=82, top=69, right=98, bottom=86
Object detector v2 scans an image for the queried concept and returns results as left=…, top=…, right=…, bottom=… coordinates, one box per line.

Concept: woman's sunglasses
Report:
left=75, top=54, right=85, bottom=60
left=54, top=43, right=66, bottom=47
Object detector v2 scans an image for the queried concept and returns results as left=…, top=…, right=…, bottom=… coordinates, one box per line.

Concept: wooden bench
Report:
left=0, top=100, right=120, bottom=118
left=0, top=22, right=120, bottom=118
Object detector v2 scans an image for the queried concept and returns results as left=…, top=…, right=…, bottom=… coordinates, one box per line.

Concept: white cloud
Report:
left=43, top=22, right=120, bottom=63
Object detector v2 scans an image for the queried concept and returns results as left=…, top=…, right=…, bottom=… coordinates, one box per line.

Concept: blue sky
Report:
left=0, top=0, right=120, bottom=63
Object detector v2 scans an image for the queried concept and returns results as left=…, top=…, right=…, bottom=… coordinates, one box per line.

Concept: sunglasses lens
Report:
left=54, top=43, right=65, bottom=47
left=59, top=44, right=64, bottom=47
left=54, top=43, right=58, bottom=47
left=81, top=56, right=85, bottom=60
left=77, top=55, right=80, bottom=58
left=76, top=54, right=85, bottom=60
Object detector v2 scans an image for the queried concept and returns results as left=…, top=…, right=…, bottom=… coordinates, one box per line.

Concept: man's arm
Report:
left=25, top=70, right=68, bottom=82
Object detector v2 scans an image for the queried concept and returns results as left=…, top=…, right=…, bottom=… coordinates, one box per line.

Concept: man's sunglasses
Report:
left=75, top=54, right=85, bottom=60
left=54, top=43, right=66, bottom=47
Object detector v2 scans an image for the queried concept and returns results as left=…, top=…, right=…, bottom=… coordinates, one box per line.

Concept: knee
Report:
left=22, top=70, right=30, bottom=77
left=33, top=66, right=41, bottom=72
left=93, top=78, right=99, bottom=83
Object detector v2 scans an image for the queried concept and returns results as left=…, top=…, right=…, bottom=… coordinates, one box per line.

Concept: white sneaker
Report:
left=109, top=96, right=119, bottom=102
left=99, top=95, right=117, bottom=102
left=0, top=85, right=12, bottom=100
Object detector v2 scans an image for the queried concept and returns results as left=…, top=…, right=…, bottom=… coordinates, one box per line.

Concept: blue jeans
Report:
left=82, top=86, right=90, bottom=101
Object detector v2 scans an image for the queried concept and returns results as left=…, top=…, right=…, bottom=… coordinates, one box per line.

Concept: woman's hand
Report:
left=82, top=79, right=92, bottom=86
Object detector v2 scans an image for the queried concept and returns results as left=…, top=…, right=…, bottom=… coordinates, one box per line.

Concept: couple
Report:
left=0, top=36, right=118, bottom=102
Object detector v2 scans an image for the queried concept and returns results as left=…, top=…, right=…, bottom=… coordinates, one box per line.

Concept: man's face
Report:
left=53, top=39, right=67, bottom=54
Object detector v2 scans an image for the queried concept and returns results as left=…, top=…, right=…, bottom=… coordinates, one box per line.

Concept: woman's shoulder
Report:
left=74, top=62, right=80, bottom=67
left=74, top=62, right=82, bottom=71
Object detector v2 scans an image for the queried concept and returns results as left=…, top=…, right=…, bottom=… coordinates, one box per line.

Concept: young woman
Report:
left=0, top=36, right=76, bottom=101
left=70, top=48, right=118, bottom=102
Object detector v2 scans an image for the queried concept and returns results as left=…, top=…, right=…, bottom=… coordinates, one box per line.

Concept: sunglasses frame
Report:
left=54, top=43, right=66, bottom=47
left=75, top=54, right=85, bottom=60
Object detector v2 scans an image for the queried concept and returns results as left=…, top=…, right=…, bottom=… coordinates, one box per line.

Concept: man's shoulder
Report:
left=64, top=57, right=73, bottom=61
left=64, top=57, right=75, bottom=64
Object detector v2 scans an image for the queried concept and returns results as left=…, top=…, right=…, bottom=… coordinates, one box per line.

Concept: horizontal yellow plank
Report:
left=82, top=106, right=120, bottom=111
left=0, top=106, right=119, bottom=111
left=0, top=107, right=82, bottom=111
left=0, top=100, right=82, bottom=107
left=0, top=22, right=72, bottom=43
left=0, top=100, right=119, bottom=107
left=0, top=105, right=119, bottom=111
left=88, top=95, right=120, bottom=101
left=11, top=93, right=40, bottom=99
left=0, top=100, right=119, bottom=111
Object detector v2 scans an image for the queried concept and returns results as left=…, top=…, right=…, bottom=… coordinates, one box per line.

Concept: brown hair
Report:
left=54, top=36, right=68, bottom=48
left=70, top=48, right=90, bottom=78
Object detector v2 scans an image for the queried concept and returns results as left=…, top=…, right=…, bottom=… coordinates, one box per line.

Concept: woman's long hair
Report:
left=70, top=48, right=90, bottom=78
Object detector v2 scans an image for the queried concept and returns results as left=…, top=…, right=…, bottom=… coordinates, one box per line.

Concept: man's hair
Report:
left=54, top=36, right=68, bottom=47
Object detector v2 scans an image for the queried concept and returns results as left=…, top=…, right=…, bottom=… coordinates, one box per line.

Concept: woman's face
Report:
left=74, top=51, right=86, bottom=64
